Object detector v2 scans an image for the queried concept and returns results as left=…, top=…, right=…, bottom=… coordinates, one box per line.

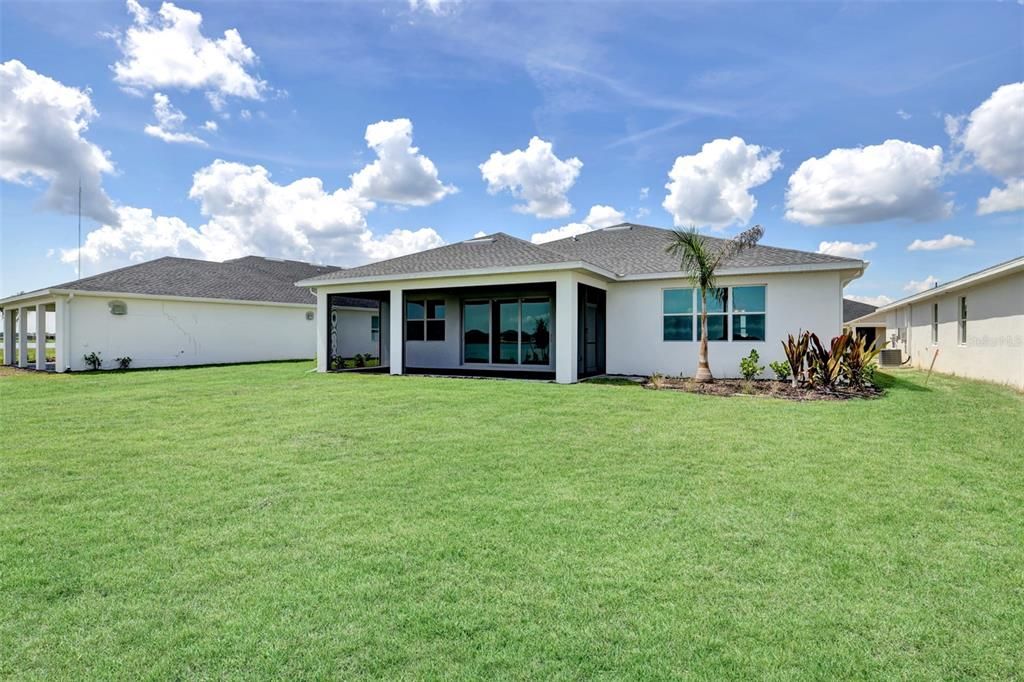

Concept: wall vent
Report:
left=108, top=301, right=127, bottom=315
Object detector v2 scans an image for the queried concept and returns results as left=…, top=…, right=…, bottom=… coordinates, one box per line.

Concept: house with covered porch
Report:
left=297, top=224, right=867, bottom=383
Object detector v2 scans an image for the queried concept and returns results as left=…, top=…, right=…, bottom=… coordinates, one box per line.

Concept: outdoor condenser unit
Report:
left=879, top=349, right=902, bottom=367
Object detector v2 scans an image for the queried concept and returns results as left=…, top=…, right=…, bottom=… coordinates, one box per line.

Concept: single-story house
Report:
left=0, top=255, right=377, bottom=372
left=847, top=256, right=1024, bottom=390
left=298, top=223, right=867, bottom=383
left=843, top=298, right=886, bottom=348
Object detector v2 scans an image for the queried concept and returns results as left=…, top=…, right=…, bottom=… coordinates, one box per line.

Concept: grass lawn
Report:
left=1, top=363, right=1021, bottom=678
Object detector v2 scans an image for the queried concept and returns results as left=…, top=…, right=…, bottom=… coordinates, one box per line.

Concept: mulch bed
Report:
left=644, top=377, right=884, bottom=401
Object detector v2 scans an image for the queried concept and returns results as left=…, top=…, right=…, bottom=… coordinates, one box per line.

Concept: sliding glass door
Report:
left=464, top=297, right=550, bottom=366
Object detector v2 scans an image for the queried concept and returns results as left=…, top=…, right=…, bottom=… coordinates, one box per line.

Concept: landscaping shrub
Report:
left=769, top=360, right=790, bottom=381
left=115, top=356, right=132, bottom=370
left=83, top=352, right=102, bottom=370
left=806, top=332, right=850, bottom=390
left=782, top=331, right=809, bottom=387
left=739, top=349, right=764, bottom=381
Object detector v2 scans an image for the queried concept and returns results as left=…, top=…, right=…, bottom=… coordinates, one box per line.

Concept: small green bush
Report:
left=115, top=356, right=132, bottom=369
left=769, top=360, right=790, bottom=381
left=83, top=351, right=102, bottom=370
left=739, top=349, right=764, bottom=381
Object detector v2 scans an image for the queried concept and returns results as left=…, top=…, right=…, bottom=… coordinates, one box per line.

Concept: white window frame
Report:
left=931, top=303, right=938, bottom=345
left=662, top=287, right=695, bottom=342
left=662, top=285, right=766, bottom=343
left=406, top=298, right=445, bottom=342
left=958, top=296, right=967, bottom=345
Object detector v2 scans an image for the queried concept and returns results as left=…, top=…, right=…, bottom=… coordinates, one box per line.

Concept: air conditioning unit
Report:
left=879, top=348, right=902, bottom=367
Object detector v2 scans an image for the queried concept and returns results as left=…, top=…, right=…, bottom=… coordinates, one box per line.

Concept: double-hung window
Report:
left=406, top=299, right=445, bottom=341
left=698, top=288, right=729, bottom=341
left=958, top=296, right=967, bottom=345
left=371, top=315, right=380, bottom=343
left=931, top=303, right=938, bottom=344
left=663, top=288, right=695, bottom=341
left=662, top=285, right=766, bottom=342
left=731, top=286, right=766, bottom=341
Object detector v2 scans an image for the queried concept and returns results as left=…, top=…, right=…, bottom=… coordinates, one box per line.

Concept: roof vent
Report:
left=464, top=236, right=494, bottom=244
left=600, top=224, right=633, bottom=232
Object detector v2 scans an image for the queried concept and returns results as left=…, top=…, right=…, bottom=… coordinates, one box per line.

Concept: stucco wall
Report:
left=66, top=294, right=316, bottom=370
left=331, top=307, right=379, bottom=359
left=887, top=271, right=1023, bottom=389
left=605, top=270, right=844, bottom=378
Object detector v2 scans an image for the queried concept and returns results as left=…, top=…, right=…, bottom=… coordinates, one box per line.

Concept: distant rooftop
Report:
left=1, top=256, right=374, bottom=308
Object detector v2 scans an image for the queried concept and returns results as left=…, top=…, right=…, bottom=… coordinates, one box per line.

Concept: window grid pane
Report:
left=663, top=288, right=694, bottom=314
left=732, top=286, right=765, bottom=313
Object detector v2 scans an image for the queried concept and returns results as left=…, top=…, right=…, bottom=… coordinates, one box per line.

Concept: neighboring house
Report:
left=0, top=256, right=377, bottom=372
left=298, top=223, right=867, bottom=383
left=843, top=298, right=886, bottom=348
left=847, top=256, right=1024, bottom=390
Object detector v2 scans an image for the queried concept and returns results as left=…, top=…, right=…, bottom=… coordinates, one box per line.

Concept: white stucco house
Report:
left=848, top=256, right=1024, bottom=390
left=1, top=255, right=378, bottom=372
left=298, top=223, right=868, bottom=383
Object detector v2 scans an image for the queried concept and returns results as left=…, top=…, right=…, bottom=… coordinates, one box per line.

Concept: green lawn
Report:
left=1, top=363, right=1021, bottom=678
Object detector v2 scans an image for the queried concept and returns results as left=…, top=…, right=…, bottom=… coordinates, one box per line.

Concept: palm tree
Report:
left=665, top=224, right=765, bottom=383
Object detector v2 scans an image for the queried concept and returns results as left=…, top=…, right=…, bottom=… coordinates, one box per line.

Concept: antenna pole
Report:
left=77, top=179, right=82, bottom=280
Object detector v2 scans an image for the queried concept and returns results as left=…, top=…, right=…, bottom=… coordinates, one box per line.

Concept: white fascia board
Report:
left=0, top=289, right=58, bottom=308
left=295, top=261, right=618, bottom=288
left=15, top=289, right=316, bottom=309
left=867, top=256, right=1024, bottom=315
left=619, top=260, right=866, bottom=281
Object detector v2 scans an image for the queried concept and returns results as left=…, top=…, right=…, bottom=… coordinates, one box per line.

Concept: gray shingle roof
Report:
left=843, top=298, right=878, bottom=323
left=303, top=223, right=864, bottom=283
left=304, top=232, right=570, bottom=282
left=14, top=256, right=375, bottom=307
left=542, top=224, right=862, bottom=275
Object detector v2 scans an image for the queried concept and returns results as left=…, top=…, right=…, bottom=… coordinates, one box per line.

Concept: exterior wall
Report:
left=66, top=294, right=317, bottom=370
left=314, top=268, right=849, bottom=382
left=886, top=271, right=1023, bottom=389
left=605, top=270, right=844, bottom=378
left=317, top=271, right=570, bottom=377
left=331, top=307, right=379, bottom=359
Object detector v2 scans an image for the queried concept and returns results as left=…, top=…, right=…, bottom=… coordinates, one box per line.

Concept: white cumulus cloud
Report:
left=846, top=294, right=894, bottom=308
left=948, top=82, right=1023, bottom=215
left=350, top=118, right=455, bottom=206
left=530, top=204, right=625, bottom=244
left=785, top=140, right=950, bottom=226
left=202, top=120, right=217, bottom=131
left=480, top=136, right=582, bottom=218
left=143, top=92, right=207, bottom=145
left=816, top=240, right=877, bottom=259
left=904, top=275, right=940, bottom=293
left=977, top=179, right=1024, bottom=215
left=112, top=0, right=267, bottom=104
left=662, top=137, right=781, bottom=231
left=63, top=160, right=444, bottom=271
left=0, top=60, right=119, bottom=224
left=906, top=234, right=975, bottom=251
left=961, top=82, right=1024, bottom=180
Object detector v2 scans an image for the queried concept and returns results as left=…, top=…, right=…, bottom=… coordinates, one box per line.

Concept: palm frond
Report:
left=666, top=228, right=717, bottom=290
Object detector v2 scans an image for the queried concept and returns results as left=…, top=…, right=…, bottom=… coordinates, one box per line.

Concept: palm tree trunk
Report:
left=695, top=291, right=713, bottom=383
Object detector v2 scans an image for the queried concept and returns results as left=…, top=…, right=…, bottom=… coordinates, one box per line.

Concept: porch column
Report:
left=17, top=306, right=29, bottom=368
left=2, top=309, right=14, bottom=366
left=316, top=289, right=328, bottom=372
left=554, top=274, right=577, bottom=384
left=54, top=297, right=68, bottom=372
left=388, top=286, right=404, bottom=375
left=35, top=303, right=47, bottom=370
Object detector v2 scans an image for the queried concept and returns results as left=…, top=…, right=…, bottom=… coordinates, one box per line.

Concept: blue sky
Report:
left=1, top=0, right=1022, bottom=305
